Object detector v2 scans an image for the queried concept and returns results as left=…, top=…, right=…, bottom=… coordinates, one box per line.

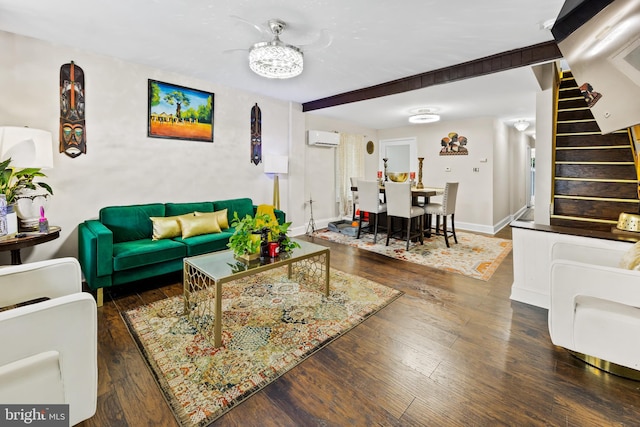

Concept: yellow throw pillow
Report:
left=255, top=204, right=278, bottom=229
left=150, top=213, right=196, bottom=240
left=619, top=241, right=640, bottom=270
left=195, top=209, right=228, bottom=230
left=150, top=215, right=189, bottom=240
left=178, top=214, right=221, bottom=238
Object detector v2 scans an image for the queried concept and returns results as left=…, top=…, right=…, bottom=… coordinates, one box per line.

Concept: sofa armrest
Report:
left=274, top=208, right=286, bottom=224
left=0, top=292, right=97, bottom=425
left=549, top=259, right=640, bottom=347
left=0, top=258, right=83, bottom=308
left=78, top=220, right=114, bottom=289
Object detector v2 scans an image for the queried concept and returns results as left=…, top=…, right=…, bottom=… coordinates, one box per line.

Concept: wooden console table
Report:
left=0, top=226, right=61, bottom=265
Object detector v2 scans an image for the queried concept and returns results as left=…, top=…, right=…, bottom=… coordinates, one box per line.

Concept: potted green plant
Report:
left=227, top=212, right=300, bottom=261
left=0, top=158, right=53, bottom=204
left=227, top=212, right=272, bottom=261
left=268, top=220, right=300, bottom=253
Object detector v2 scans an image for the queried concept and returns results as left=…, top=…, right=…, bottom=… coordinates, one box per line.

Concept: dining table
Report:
left=350, top=184, right=444, bottom=201
left=351, top=184, right=444, bottom=237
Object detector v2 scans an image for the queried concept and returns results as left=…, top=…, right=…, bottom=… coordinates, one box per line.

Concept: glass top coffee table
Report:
left=183, top=238, right=330, bottom=347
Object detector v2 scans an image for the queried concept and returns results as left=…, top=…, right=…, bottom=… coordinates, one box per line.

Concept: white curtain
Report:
left=336, top=133, right=365, bottom=217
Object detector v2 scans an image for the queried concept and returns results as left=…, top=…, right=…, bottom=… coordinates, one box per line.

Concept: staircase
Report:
left=550, top=70, right=636, bottom=232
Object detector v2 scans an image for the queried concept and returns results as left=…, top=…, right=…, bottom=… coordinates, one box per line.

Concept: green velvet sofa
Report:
left=78, top=198, right=285, bottom=305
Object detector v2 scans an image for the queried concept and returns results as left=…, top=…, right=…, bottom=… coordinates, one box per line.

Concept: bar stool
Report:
left=356, top=179, right=387, bottom=243
left=423, top=182, right=459, bottom=248
left=384, top=182, right=425, bottom=250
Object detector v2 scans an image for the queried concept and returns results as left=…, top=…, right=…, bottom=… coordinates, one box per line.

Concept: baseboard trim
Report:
left=290, top=218, right=339, bottom=237
left=510, top=285, right=549, bottom=309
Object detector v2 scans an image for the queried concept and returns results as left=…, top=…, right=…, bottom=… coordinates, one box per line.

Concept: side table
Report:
left=0, top=226, right=61, bottom=265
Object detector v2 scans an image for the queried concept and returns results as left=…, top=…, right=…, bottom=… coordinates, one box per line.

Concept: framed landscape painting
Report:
left=148, top=79, right=214, bottom=142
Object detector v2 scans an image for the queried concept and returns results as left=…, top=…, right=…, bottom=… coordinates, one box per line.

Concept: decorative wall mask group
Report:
left=57, top=62, right=265, bottom=166
left=59, top=61, right=86, bottom=158
left=251, top=103, right=262, bottom=165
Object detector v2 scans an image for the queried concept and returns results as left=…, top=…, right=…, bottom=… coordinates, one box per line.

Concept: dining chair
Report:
left=423, top=182, right=459, bottom=248
left=350, top=177, right=361, bottom=220
left=356, top=179, right=387, bottom=243
left=384, top=182, right=425, bottom=250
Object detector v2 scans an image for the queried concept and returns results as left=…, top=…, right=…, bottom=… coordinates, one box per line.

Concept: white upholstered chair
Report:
left=356, top=179, right=387, bottom=243
left=385, top=182, right=425, bottom=250
left=549, top=241, right=640, bottom=378
left=0, top=257, right=98, bottom=426
left=423, top=182, right=459, bottom=248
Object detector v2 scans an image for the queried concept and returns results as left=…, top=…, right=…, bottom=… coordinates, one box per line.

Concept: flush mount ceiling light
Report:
left=514, top=120, right=531, bottom=131
left=408, top=109, right=440, bottom=124
left=249, top=19, right=303, bottom=79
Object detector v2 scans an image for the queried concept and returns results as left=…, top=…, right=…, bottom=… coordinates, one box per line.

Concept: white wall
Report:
left=304, top=114, right=378, bottom=227
left=377, top=117, right=512, bottom=233
left=493, top=119, right=510, bottom=227
left=507, top=126, right=529, bottom=218
left=534, top=88, right=554, bottom=225
left=0, top=31, right=307, bottom=263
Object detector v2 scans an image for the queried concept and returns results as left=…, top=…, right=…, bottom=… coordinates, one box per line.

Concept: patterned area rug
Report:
left=122, top=267, right=402, bottom=427
left=313, top=228, right=512, bottom=281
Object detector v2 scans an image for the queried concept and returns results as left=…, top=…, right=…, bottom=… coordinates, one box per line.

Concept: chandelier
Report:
left=249, top=20, right=303, bottom=79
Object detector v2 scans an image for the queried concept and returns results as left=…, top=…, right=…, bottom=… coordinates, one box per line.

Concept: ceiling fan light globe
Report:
left=249, top=42, right=303, bottom=79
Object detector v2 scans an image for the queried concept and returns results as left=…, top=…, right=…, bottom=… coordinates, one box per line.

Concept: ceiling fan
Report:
left=228, top=16, right=332, bottom=79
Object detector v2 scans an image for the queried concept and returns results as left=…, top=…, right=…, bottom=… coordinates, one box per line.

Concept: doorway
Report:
left=379, top=138, right=418, bottom=175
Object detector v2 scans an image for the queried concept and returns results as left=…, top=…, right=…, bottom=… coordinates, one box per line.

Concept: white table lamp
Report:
left=0, top=127, right=54, bottom=169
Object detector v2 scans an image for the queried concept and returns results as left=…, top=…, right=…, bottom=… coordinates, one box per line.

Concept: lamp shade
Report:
left=263, top=155, right=289, bottom=174
left=0, top=127, right=54, bottom=169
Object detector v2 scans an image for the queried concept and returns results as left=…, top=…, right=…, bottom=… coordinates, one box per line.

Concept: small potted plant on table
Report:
left=0, top=158, right=53, bottom=234
left=0, top=158, right=53, bottom=204
left=269, top=220, right=300, bottom=255
left=227, top=212, right=300, bottom=262
left=227, top=213, right=266, bottom=261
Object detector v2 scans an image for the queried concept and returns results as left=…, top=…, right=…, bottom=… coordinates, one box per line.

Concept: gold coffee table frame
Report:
left=183, top=238, right=330, bottom=348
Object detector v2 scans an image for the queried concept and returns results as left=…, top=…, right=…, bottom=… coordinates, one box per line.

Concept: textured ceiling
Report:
left=0, top=0, right=565, bottom=129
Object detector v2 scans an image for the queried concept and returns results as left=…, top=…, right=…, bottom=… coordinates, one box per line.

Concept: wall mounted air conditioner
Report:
left=307, top=130, right=340, bottom=147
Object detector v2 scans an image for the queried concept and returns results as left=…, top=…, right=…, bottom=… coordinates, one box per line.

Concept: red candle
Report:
left=268, top=242, right=279, bottom=258
left=410, top=172, right=416, bottom=180
left=377, top=170, right=383, bottom=179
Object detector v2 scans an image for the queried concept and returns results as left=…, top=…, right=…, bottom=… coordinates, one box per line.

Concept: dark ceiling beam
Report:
left=551, top=0, right=613, bottom=42
left=302, top=40, right=562, bottom=112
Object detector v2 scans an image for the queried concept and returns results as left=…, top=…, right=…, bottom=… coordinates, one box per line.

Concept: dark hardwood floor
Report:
left=79, top=227, right=640, bottom=426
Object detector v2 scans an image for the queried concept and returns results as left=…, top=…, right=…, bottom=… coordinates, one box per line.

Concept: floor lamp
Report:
left=263, top=155, right=288, bottom=210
